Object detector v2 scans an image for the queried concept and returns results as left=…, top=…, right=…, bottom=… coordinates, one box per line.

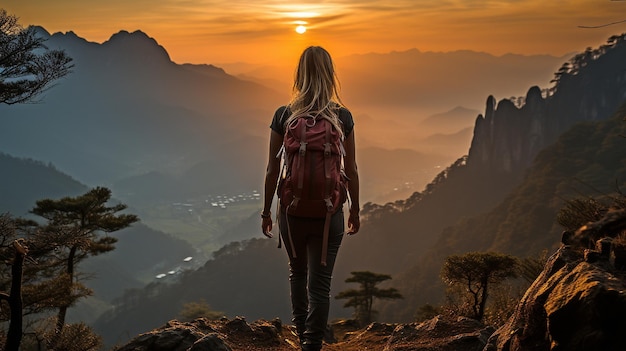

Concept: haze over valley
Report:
left=0, top=28, right=568, bottom=206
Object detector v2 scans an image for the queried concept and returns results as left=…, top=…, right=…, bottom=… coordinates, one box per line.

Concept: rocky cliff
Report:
left=468, top=33, right=626, bottom=174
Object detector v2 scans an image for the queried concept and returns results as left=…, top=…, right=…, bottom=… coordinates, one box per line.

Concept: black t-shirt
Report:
left=269, top=105, right=354, bottom=136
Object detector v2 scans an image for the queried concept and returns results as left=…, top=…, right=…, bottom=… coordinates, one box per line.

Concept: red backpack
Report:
left=278, top=112, right=348, bottom=265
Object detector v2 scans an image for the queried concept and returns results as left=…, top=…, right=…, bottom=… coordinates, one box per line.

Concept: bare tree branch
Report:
left=579, top=19, right=626, bottom=29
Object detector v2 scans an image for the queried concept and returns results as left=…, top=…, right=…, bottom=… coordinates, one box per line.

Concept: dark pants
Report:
left=279, top=210, right=344, bottom=349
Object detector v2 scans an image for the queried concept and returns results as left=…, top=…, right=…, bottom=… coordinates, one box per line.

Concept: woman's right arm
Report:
left=261, top=130, right=283, bottom=237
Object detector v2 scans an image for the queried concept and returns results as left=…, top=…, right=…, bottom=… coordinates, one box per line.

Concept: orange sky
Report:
left=3, top=1, right=626, bottom=65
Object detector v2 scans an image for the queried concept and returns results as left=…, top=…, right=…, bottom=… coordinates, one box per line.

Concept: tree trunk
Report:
left=4, top=245, right=26, bottom=351
left=52, top=245, right=77, bottom=345
left=478, top=280, right=489, bottom=321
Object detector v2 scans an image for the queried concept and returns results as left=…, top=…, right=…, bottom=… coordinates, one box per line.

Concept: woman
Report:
left=261, top=46, right=360, bottom=351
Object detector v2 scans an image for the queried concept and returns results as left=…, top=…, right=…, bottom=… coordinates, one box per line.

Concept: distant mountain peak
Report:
left=103, top=29, right=172, bottom=63
left=50, top=30, right=81, bottom=40
left=108, top=29, right=151, bottom=42
left=30, top=25, right=51, bottom=39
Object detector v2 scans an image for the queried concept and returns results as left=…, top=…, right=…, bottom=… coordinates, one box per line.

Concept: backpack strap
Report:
left=321, top=121, right=333, bottom=266
left=297, top=118, right=307, bottom=190
left=276, top=201, right=283, bottom=249
left=323, top=121, right=333, bottom=209
left=284, top=116, right=305, bottom=259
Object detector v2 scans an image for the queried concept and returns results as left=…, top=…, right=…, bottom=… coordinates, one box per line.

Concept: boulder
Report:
left=485, top=243, right=626, bottom=351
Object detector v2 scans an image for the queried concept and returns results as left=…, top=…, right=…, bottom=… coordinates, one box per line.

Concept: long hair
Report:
left=285, top=46, right=345, bottom=139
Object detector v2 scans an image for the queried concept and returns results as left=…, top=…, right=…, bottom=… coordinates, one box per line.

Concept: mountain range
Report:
left=1, top=25, right=619, bottom=348
left=0, top=28, right=282, bottom=193
left=0, top=28, right=568, bottom=206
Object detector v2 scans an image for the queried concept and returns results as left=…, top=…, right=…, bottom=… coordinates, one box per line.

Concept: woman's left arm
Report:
left=344, top=130, right=360, bottom=235
left=261, top=130, right=284, bottom=237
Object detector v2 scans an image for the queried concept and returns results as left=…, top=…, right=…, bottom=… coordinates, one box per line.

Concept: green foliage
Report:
left=178, top=299, right=224, bottom=322
left=556, top=197, right=606, bottom=231
left=56, top=323, right=102, bottom=351
left=335, top=271, right=403, bottom=326
left=556, top=185, right=626, bottom=235
left=22, top=321, right=103, bottom=351
left=441, top=252, right=518, bottom=321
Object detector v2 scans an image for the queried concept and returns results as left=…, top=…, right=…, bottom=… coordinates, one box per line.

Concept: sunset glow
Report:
left=3, top=0, right=625, bottom=65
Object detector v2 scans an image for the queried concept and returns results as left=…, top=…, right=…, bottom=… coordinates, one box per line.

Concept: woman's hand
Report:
left=261, top=214, right=274, bottom=238
left=347, top=210, right=360, bottom=235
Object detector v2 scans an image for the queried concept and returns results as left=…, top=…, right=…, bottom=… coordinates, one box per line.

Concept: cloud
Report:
left=4, top=0, right=623, bottom=64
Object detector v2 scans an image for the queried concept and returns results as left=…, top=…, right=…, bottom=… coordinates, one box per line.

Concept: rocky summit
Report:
left=113, top=315, right=494, bottom=351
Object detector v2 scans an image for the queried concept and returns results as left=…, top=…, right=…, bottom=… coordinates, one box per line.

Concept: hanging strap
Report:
left=285, top=205, right=298, bottom=259
left=321, top=205, right=332, bottom=266
left=276, top=202, right=282, bottom=249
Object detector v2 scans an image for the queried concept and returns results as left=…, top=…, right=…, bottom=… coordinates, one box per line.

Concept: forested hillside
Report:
left=0, top=153, right=196, bottom=327
left=0, top=153, right=87, bottom=215
left=380, top=101, right=626, bottom=321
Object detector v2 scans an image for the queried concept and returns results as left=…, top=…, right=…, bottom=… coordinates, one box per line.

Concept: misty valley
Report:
left=2, top=19, right=626, bottom=351
left=135, top=190, right=263, bottom=254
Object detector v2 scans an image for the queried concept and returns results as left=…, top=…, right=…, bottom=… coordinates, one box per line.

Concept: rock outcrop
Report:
left=341, top=316, right=494, bottom=351
left=115, top=315, right=493, bottom=351
left=485, top=214, right=626, bottom=351
left=114, top=317, right=284, bottom=351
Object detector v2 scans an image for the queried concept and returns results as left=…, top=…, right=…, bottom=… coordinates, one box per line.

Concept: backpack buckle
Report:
left=324, top=143, right=331, bottom=157
left=299, top=141, right=307, bottom=156
left=324, top=198, right=333, bottom=211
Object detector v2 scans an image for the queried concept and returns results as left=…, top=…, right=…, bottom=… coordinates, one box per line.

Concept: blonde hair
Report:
left=285, top=46, right=345, bottom=139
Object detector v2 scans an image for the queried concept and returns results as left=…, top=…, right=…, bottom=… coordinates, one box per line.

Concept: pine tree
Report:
left=335, top=271, right=403, bottom=326
left=29, top=187, right=138, bottom=347
left=0, top=9, right=73, bottom=105
left=441, top=252, right=518, bottom=321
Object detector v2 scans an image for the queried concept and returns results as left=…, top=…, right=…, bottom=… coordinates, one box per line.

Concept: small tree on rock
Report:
left=335, top=271, right=403, bottom=326
left=441, top=251, right=518, bottom=321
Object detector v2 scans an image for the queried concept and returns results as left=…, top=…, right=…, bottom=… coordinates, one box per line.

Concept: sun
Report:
left=295, top=25, right=307, bottom=34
